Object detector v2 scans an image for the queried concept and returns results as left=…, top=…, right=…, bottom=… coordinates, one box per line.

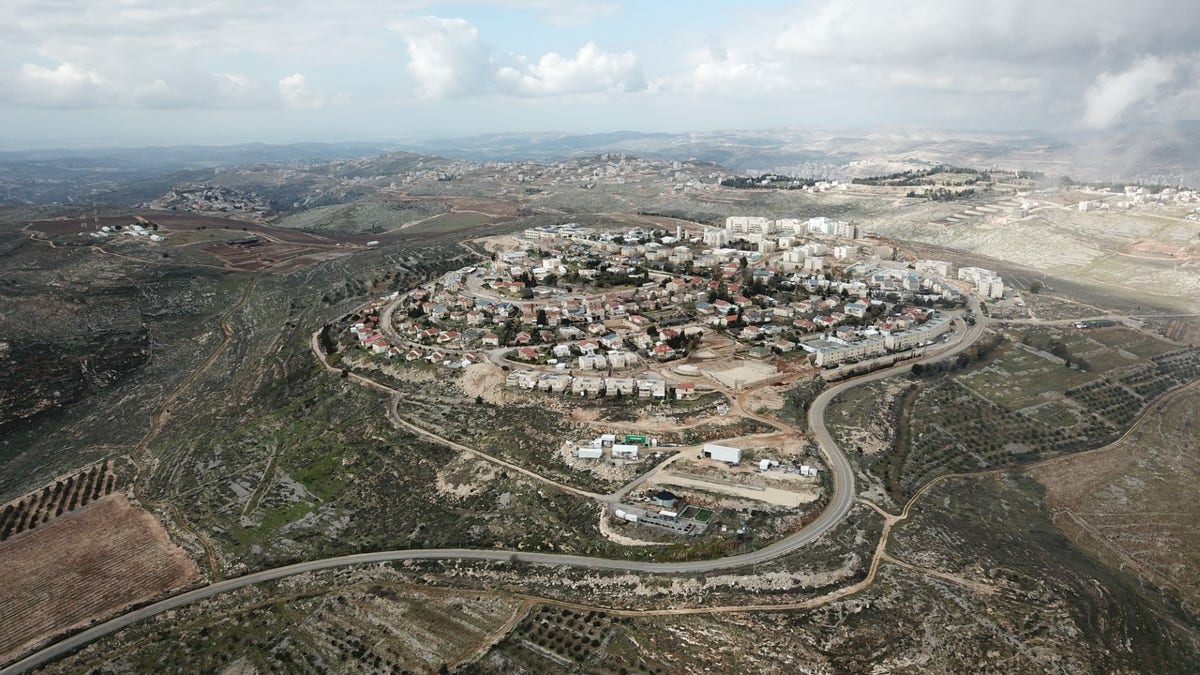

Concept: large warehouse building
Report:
left=702, top=443, right=741, bottom=465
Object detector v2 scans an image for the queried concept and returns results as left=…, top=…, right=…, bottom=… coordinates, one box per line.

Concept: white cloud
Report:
left=485, top=0, right=619, bottom=27
left=774, top=0, right=1200, bottom=64
left=278, top=73, right=328, bottom=108
left=0, top=0, right=387, bottom=109
left=7, top=62, right=105, bottom=107
left=216, top=73, right=256, bottom=99
left=764, top=0, right=1200, bottom=127
left=497, top=43, right=643, bottom=96
left=391, top=16, right=492, bottom=100
left=392, top=16, right=645, bottom=99
left=1, top=59, right=328, bottom=110
left=0, top=0, right=1196, bottom=135
left=657, top=39, right=792, bottom=96
left=1082, top=56, right=1177, bottom=129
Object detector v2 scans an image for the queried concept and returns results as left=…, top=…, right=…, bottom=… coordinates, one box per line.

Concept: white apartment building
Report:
left=725, top=216, right=775, bottom=236
left=802, top=336, right=887, bottom=367
left=834, top=221, right=860, bottom=239
left=774, top=218, right=804, bottom=234
left=702, top=228, right=730, bottom=246
left=915, top=259, right=953, bottom=277
left=958, top=266, right=1005, bottom=299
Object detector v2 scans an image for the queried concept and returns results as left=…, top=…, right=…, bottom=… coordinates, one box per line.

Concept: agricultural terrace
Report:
left=0, top=462, right=117, bottom=541
left=829, top=325, right=1200, bottom=502
left=483, top=606, right=669, bottom=672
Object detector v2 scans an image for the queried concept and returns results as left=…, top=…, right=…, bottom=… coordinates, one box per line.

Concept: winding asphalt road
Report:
left=2, top=307, right=986, bottom=675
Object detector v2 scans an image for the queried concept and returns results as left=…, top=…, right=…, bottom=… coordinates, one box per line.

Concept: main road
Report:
left=3, top=305, right=986, bottom=675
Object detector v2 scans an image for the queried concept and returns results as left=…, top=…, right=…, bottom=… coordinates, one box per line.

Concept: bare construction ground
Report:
left=0, top=494, right=199, bottom=665
left=704, top=358, right=779, bottom=389
left=460, top=363, right=519, bottom=405
left=869, top=205, right=1200, bottom=312
left=649, top=457, right=821, bottom=508
left=1032, top=385, right=1200, bottom=612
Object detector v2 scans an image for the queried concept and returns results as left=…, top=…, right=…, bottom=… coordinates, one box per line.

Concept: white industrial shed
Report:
left=702, top=443, right=741, bottom=465
left=612, top=444, right=639, bottom=459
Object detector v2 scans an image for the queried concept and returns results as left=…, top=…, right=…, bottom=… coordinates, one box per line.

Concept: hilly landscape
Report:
left=0, top=137, right=1197, bottom=673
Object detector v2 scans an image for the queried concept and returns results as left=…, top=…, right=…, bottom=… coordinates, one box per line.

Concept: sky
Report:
left=1, top=0, right=1198, bottom=148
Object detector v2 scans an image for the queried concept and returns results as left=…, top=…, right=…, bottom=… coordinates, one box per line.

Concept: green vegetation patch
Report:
left=477, top=606, right=670, bottom=674
left=402, top=211, right=494, bottom=235
left=957, top=343, right=1093, bottom=409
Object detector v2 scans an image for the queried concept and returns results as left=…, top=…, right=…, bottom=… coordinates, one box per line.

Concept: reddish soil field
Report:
left=0, top=494, right=199, bottom=665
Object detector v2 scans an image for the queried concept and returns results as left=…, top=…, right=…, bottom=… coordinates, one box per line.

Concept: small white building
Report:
left=577, top=447, right=603, bottom=459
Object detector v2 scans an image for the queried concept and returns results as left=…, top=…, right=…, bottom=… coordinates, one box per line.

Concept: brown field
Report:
left=1032, top=385, right=1200, bottom=612
left=0, top=494, right=199, bottom=665
left=1163, top=319, right=1200, bottom=345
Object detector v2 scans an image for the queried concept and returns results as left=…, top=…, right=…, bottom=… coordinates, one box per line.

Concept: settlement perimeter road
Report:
left=3, top=307, right=986, bottom=675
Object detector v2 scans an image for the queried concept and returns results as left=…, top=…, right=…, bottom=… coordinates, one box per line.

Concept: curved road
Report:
left=4, top=307, right=987, bottom=674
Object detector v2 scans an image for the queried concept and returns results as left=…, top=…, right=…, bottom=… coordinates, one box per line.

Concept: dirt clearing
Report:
left=0, top=494, right=199, bottom=665
left=435, top=454, right=501, bottom=499
left=705, top=359, right=779, bottom=389
left=460, top=363, right=516, bottom=405
left=473, top=233, right=527, bottom=255
left=741, top=385, right=785, bottom=415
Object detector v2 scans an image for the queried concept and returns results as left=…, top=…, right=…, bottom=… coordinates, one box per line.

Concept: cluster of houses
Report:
left=505, top=368, right=698, bottom=400
left=1078, top=184, right=1199, bottom=212
left=520, top=218, right=864, bottom=276
left=90, top=220, right=165, bottom=242
left=349, top=307, right=486, bottom=368
left=343, top=215, right=981, bottom=377
left=142, top=184, right=272, bottom=216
